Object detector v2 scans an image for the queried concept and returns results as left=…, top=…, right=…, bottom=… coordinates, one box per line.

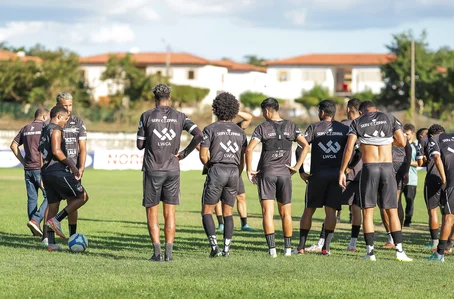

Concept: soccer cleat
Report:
left=27, top=220, right=43, bottom=237
left=423, top=243, right=437, bottom=250
left=321, top=250, right=331, bottom=256
left=269, top=248, right=277, bottom=258
left=209, top=247, right=222, bottom=258
left=363, top=254, right=377, bottom=261
left=164, top=255, right=173, bottom=262
left=427, top=252, right=444, bottom=262
left=241, top=224, right=255, bottom=232
left=217, top=224, right=224, bottom=232
left=432, top=248, right=452, bottom=255
left=41, top=238, right=49, bottom=247
left=150, top=254, right=162, bottom=262
left=291, top=248, right=305, bottom=255
left=346, top=245, right=357, bottom=252
left=396, top=251, right=413, bottom=262
left=382, top=242, right=395, bottom=249
left=284, top=248, right=292, bottom=257
left=46, top=218, right=66, bottom=239
left=222, top=251, right=230, bottom=258
left=47, top=244, right=64, bottom=251
left=306, top=244, right=322, bottom=253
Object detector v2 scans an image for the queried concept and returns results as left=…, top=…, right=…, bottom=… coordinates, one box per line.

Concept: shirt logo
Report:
left=220, top=140, right=239, bottom=153
left=153, top=128, right=176, bottom=140
left=448, top=147, right=454, bottom=154
left=31, top=126, right=35, bottom=131
left=318, top=141, right=341, bottom=154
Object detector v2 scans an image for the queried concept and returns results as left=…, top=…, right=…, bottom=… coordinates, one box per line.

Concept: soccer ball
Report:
left=68, top=233, right=88, bottom=252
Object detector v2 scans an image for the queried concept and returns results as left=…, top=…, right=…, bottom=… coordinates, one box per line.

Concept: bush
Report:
left=294, top=85, right=331, bottom=109
left=240, top=91, right=285, bottom=109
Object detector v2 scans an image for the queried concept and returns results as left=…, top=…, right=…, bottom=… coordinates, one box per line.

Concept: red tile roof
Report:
left=211, top=59, right=266, bottom=73
left=79, top=52, right=212, bottom=65
left=265, top=53, right=396, bottom=66
left=0, top=50, right=42, bottom=63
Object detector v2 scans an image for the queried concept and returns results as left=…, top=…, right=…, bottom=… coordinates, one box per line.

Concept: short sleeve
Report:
left=200, top=126, right=212, bottom=148
left=292, top=122, right=302, bottom=141
left=14, top=127, right=24, bottom=145
left=251, top=125, right=263, bottom=142
left=242, top=132, right=248, bottom=148
left=79, top=119, right=87, bottom=140
left=428, top=137, right=440, bottom=157
left=392, top=116, right=403, bottom=133
left=416, top=142, right=424, bottom=160
left=137, top=113, right=146, bottom=141
left=295, top=145, right=304, bottom=173
left=348, top=120, right=358, bottom=137
left=304, top=125, right=314, bottom=144
left=182, top=114, right=197, bottom=134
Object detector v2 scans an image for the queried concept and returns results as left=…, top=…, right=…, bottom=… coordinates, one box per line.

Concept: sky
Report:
left=0, top=0, right=453, bottom=62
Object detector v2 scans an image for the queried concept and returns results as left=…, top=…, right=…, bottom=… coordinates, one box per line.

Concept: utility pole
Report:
left=162, top=39, right=171, bottom=78
left=410, top=40, right=415, bottom=122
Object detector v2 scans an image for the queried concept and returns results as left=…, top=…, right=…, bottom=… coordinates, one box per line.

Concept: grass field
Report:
left=0, top=168, right=453, bottom=298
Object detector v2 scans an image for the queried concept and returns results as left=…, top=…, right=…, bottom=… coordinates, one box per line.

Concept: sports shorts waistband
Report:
left=362, top=162, right=393, bottom=167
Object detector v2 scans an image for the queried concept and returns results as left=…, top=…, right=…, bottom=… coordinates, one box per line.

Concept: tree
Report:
left=294, top=85, right=331, bottom=110
left=243, top=55, right=266, bottom=67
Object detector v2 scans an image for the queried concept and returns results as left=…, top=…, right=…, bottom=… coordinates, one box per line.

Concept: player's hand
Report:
left=286, top=164, right=298, bottom=175
left=40, top=178, right=44, bottom=189
left=78, top=167, right=85, bottom=180
left=403, top=174, right=409, bottom=186
left=300, top=172, right=311, bottom=183
left=174, top=153, right=183, bottom=160
left=247, top=170, right=259, bottom=185
left=442, top=181, right=447, bottom=191
left=71, top=167, right=80, bottom=180
left=345, top=168, right=352, bottom=174
left=339, top=173, right=347, bottom=189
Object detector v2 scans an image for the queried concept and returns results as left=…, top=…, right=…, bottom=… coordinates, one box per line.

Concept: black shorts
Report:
left=257, top=175, right=292, bottom=205
left=441, top=187, right=454, bottom=215
left=237, top=176, right=245, bottom=195
left=143, top=171, right=180, bottom=207
left=42, top=172, right=86, bottom=204
left=359, top=163, right=398, bottom=209
left=424, top=174, right=442, bottom=210
left=306, top=170, right=342, bottom=209
left=394, top=162, right=406, bottom=191
left=341, top=180, right=360, bottom=206
left=202, top=164, right=239, bottom=207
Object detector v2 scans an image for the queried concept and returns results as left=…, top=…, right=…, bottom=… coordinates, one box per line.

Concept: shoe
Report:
left=27, top=220, right=43, bottom=237
left=46, top=218, right=66, bottom=239
left=269, top=248, right=277, bottom=258
left=241, top=224, right=255, bottom=232
left=41, top=238, right=48, bottom=247
left=382, top=242, right=395, bottom=249
left=291, top=248, right=305, bottom=255
left=164, top=254, right=173, bottom=262
left=427, top=252, right=444, bottom=262
left=306, top=244, right=322, bottom=253
left=363, top=254, right=377, bottom=261
left=403, top=222, right=411, bottom=228
left=321, top=250, right=331, bottom=256
left=432, top=248, right=452, bottom=254
left=424, top=243, right=437, bottom=250
left=396, top=251, right=413, bottom=262
left=346, top=245, right=357, bottom=252
left=150, top=254, right=162, bottom=262
left=222, top=251, right=230, bottom=257
left=284, top=248, right=292, bottom=257
left=47, top=244, right=64, bottom=251
left=217, top=224, right=224, bottom=232
left=209, top=247, right=222, bottom=258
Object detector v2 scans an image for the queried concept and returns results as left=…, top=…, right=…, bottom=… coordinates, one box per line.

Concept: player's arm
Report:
left=403, top=141, right=412, bottom=175
left=289, top=135, right=310, bottom=176
left=78, top=120, right=87, bottom=178
left=339, top=134, right=358, bottom=189
left=433, top=153, right=447, bottom=189
left=393, top=129, right=406, bottom=147
left=245, top=138, right=260, bottom=184
left=237, top=111, right=252, bottom=130
left=51, top=130, right=79, bottom=178
left=416, top=143, right=426, bottom=167
left=177, top=127, right=203, bottom=160
left=10, top=140, right=25, bottom=166
left=137, top=115, right=146, bottom=150
left=199, top=146, right=210, bottom=166
left=347, top=144, right=361, bottom=170
left=239, top=146, right=246, bottom=174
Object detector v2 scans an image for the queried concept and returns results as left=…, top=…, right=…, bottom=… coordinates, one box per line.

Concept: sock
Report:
left=437, top=240, right=447, bottom=255
left=165, top=243, right=173, bottom=258
left=202, top=214, right=217, bottom=250
left=386, top=232, right=394, bottom=244
left=69, top=224, right=77, bottom=236
left=364, top=232, right=374, bottom=255
left=317, top=224, right=325, bottom=247
left=265, top=233, right=276, bottom=249
left=217, top=215, right=224, bottom=225
left=153, top=243, right=161, bottom=256
left=351, top=225, right=361, bottom=238
left=390, top=231, right=403, bottom=250
left=430, top=228, right=439, bottom=245
left=298, top=229, right=309, bottom=250
left=284, top=236, right=291, bottom=249
left=47, top=227, right=55, bottom=245
left=223, top=216, right=233, bottom=253
left=322, top=230, right=334, bottom=252
left=349, top=238, right=357, bottom=247
left=447, top=240, right=453, bottom=250
left=240, top=217, right=247, bottom=227
left=55, top=208, right=68, bottom=222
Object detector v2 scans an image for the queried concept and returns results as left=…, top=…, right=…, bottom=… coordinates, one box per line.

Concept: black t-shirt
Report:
left=201, top=121, right=247, bottom=166
left=304, top=120, right=349, bottom=175
left=342, top=119, right=362, bottom=181
left=63, top=115, right=87, bottom=168
left=39, top=123, right=68, bottom=174
left=429, top=133, right=454, bottom=185
left=13, top=120, right=46, bottom=170
left=252, top=120, right=301, bottom=176
left=418, top=135, right=440, bottom=176
left=137, top=106, right=197, bottom=172
left=348, top=111, right=402, bottom=146
left=392, top=145, right=406, bottom=163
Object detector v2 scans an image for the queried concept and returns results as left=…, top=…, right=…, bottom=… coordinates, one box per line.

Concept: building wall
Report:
left=223, top=71, right=269, bottom=100
left=80, top=64, right=124, bottom=102
left=351, top=66, right=384, bottom=94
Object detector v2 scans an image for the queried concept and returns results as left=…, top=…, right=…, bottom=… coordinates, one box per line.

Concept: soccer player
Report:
left=39, top=106, right=89, bottom=251
left=246, top=98, right=310, bottom=257
left=427, top=126, right=454, bottom=262
left=137, top=84, right=202, bottom=262
left=294, top=100, right=349, bottom=256
left=402, top=124, right=418, bottom=227
left=417, top=124, right=444, bottom=249
left=10, top=108, right=49, bottom=238
left=339, top=101, right=412, bottom=261
left=200, top=92, right=247, bottom=257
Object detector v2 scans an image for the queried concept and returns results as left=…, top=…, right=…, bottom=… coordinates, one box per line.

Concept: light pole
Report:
left=410, top=40, right=415, bottom=122
left=162, top=39, right=171, bottom=78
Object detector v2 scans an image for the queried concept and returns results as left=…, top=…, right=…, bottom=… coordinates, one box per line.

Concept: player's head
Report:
left=358, top=101, right=376, bottom=115
left=347, top=98, right=361, bottom=120
left=318, top=99, right=336, bottom=121
left=50, top=105, right=70, bottom=127
left=212, top=92, right=239, bottom=121
left=403, top=123, right=416, bottom=141
left=152, top=84, right=171, bottom=103
left=260, top=97, right=279, bottom=120
left=416, top=127, right=428, bottom=142
left=428, top=124, right=445, bottom=137
left=34, top=107, right=49, bottom=121
left=56, top=92, right=73, bottom=114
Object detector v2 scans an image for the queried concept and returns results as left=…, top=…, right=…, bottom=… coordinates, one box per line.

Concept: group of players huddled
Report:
left=11, top=84, right=454, bottom=263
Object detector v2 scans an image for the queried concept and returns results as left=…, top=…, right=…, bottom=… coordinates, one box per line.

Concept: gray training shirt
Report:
left=429, top=133, right=454, bottom=185
left=13, top=120, right=46, bottom=170
left=348, top=111, right=402, bottom=146
left=63, top=115, right=87, bottom=168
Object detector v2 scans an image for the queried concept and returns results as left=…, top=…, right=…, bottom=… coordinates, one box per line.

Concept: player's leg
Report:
left=322, top=206, right=337, bottom=255
left=446, top=226, right=454, bottom=254
left=276, top=176, right=292, bottom=256
left=146, top=205, right=161, bottom=260
left=222, top=203, right=234, bottom=256
left=33, top=169, right=48, bottom=229
left=220, top=168, right=238, bottom=257
left=403, top=185, right=416, bottom=227
left=26, top=170, right=44, bottom=237
left=429, top=187, right=454, bottom=261
left=348, top=203, right=362, bottom=252
left=143, top=171, right=163, bottom=261
left=161, top=171, right=180, bottom=261
left=424, top=176, right=442, bottom=249
left=380, top=208, right=395, bottom=248
left=362, top=208, right=376, bottom=260
left=215, top=201, right=224, bottom=231
left=258, top=175, right=278, bottom=257
left=322, top=179, right=343, bottom=255
left=236, top=176, right=253, bottom=231
left=397, top=189, right=404, bottom=226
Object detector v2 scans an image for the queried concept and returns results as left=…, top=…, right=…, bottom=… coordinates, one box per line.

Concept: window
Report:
left=188, top=70, right=195, bottom=80
left=156, top=71, right=162, bottom=77
left=302, top=71, right=326, bottom=83
left=278, top=71, right=289, bottom=82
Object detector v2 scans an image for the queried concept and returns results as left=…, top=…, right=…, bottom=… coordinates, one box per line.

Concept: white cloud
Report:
left=89, top=24, right=135, bottom=44
left=285, top=9, right=307, bottom=26
left=0, top=21, right=45, bottom=42
left=163, top=0, right=254, bottom=15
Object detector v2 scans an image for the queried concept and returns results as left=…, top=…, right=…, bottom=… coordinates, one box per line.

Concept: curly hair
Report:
left=212, top=92, right=239, bottom=121
left=152, top=84, right=172, bottom=100
left=428, top=124, right=445, bottom=136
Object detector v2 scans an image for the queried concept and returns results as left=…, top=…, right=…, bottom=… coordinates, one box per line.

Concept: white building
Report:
left=264, top=53, right=395, bottom=100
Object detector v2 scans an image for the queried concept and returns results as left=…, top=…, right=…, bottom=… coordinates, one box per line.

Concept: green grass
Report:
left=0, top=168, right=452, bottom=298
